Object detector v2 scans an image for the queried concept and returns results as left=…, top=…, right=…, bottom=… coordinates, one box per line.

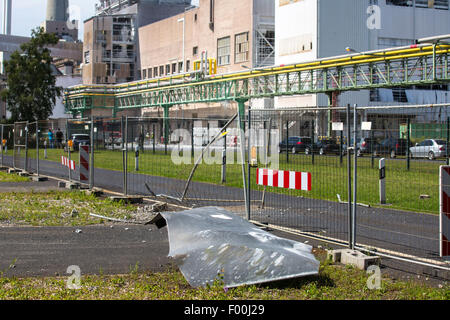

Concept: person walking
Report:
left=56, top=128, right=63, bottom=149
left=48, top=129, right=54, bottom=149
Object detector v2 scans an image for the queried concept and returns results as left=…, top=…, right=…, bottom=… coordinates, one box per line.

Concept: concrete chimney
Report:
left=46, top=0, right=69, bottom=22
left=2, top=0, right=11, bottom=35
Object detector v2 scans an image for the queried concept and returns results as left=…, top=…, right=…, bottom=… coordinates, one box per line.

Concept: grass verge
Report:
left=0, top=190, right=136, bottom=226
left=25, top=148, right=444, bottom=214
left=0, top=171, right=30, bottom=183
left=0, top=252, right=448, bottom=300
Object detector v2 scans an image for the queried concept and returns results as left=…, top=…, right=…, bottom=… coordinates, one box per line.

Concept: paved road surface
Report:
left=1, top=154, right=443, bottom=262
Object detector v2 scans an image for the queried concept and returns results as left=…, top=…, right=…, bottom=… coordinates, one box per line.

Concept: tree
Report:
left=0, top=27, right=63, bottom=122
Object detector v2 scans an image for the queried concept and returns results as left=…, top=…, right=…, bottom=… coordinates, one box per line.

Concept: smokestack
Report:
left=3, top=0, right=11, bottom=35
left=46, top=0, right=69, bottom=22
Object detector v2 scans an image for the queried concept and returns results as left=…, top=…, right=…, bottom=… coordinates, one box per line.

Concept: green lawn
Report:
left=8, top=147, right=444, bottom=214
left=0, top=190, right=136, bottom=226
left=0, top=171, right=30, bottom=183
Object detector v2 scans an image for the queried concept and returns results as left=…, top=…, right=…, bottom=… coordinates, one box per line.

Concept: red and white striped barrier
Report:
left=439, top=166, right=450, bottom=259
left=79, top=145, right=89, bottom=182
left=61, top=156, right=75, bottom=171
left=257, top=168, right=311, bottom=191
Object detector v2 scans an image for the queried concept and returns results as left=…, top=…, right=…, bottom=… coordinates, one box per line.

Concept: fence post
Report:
left=447, top=117, right=449, bottom=166
left=66, top=119, right=72, bottom=182
left=221, top=133, right=226, bottom=183
left=340, top=130, right=343, bottom=165
left=371, top=130, right=375, bottom=169
left=286, top=120, right=289, bottom=163
left=247, top=107, right=251, bottom=221
left=346, top=104, right=353, bottom=249
left=25, top=122, right=29, bottom=172
left=122, top=116, right=128, bottom=196
left=191, top=121, right=194, bottom=159
left=407, top=118, right=411, bottom=171
left=311, top=119, right=315, bottom=165
left=36, top=121, right=39, bottom=177
left=352, top=104, right=358, bottom=250
left=153, top=124, right=156, bottom=154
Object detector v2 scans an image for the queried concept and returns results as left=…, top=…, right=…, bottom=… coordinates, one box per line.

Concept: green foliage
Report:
left=0, top=27, right=62, bottom=122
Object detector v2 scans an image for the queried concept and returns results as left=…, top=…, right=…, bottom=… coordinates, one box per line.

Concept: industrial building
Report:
left=81, top=0, right=193, bottom=86
left=138, top=0, right=275, bottom=118
left=274, top=0, right=450, bottom=137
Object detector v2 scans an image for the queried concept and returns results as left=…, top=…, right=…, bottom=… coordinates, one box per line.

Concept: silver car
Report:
left=409, top=139, right=447, bottom=160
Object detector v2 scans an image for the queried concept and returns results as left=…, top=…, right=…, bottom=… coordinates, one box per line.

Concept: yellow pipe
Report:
left=68, top=45, right=448, bottom=93
left=109, top=48, right=450, bottom=98
left=67, top=45, right=450, bottom=98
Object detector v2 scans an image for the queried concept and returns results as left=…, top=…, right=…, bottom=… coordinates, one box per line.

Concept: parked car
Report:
left=356, top=138, right=380, bottom=157
left=70, top=134, right=90, bottom=151
left=409, top=139, right=447, bottom=160
left=375, top=138, right=408, bottom=158
left=278, top=136, right=313, bottom=154
left=312, top=138, right=341, bottom=155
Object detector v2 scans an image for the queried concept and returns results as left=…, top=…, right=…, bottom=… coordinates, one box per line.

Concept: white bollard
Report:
left=44, top=140, right=47, bottom=159
left=379, top=158, right=386, bottom=204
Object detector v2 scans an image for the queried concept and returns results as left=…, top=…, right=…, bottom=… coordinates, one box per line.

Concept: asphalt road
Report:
left=1, top=154, right=443, bottom=262
left=0, top=224, right=170, bottom=278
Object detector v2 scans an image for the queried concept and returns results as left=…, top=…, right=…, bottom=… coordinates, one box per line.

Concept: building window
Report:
left=386, top=0, right=448, bottom=10
left=142, top=69, right=147, bottom=79
left=160, top=65, right=164, bottom=76
left=378, top=37, right=414, bottom=49
left=172, top=63, right=177, bottom=74
left=148, top=68, right=152, bottom=79
left=186, top=60, right=190, bottom=72
left=154, top=66, right=158, bottom=77
left=178, top=62, right=184, bottom=73
left=217, top=36, right=230, bottom=66
left=235, top=32, right=249, bottom=64
left=193, top=46, right=198, bottom=56
left=84, top=51, right=90, bottom=64
left=166, top=64, right=171, bottom=75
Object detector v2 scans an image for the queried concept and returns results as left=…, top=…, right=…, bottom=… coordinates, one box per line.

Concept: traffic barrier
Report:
left=257, top=168, right=311, bottom=191
left=61, top=156, right=75, bottom=170
left=439, top=166, right=450, bottom=259
left=79, top=145, right=89, bottom=182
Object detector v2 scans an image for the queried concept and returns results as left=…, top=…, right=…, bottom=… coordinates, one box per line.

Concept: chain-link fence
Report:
left=250, top=105, right=450, bottom=267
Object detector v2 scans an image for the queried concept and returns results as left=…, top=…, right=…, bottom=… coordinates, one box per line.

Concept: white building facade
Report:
left=275, top=0, right=450, bottom=109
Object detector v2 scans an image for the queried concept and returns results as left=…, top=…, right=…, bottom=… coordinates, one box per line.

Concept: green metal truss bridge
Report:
left=64, top=43, right=450, bottom=119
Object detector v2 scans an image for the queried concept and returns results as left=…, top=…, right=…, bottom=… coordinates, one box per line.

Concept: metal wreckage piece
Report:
left=151, top=206, right=319, bottom=288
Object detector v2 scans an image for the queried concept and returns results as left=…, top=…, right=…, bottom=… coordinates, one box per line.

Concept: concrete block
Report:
left=0, top=166, right=9, bottom=171
left=327, top=249, right=380, bottom=270
left=18, top=171, right=30, bottom=177
left=58, top=181, right=66, bottom=188
left=84, top=189, right=103, bottom=197
left=31, top=175, right=48, bottom=182
left=65, top=182, right=81, bottom=190
left=8, top=168, right=21, bottom=174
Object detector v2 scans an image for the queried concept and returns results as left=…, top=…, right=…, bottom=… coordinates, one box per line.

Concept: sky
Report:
left=1, top=0, right=98, bottom=40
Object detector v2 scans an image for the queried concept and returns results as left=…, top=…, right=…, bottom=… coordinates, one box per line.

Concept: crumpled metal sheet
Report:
left=156, top=207, right=320, bottom=288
